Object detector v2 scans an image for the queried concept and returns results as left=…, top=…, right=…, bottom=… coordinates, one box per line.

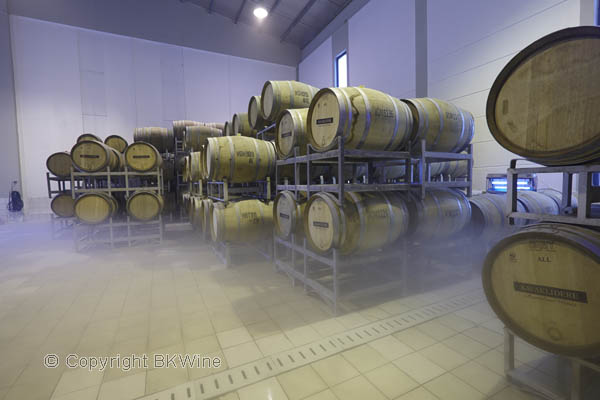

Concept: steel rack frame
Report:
left=256, top=123, right=275, bottom=141
left=506, top=160, right=600, bottom=226
left=211, top=235, right=274, bottom=268
left=206, top=178, right=271, bottom=203
left=50, top=215, right=76, bottom=239
left=70, top=167, right=164, bottom=197
left=504, top=328, right=600, bottom=400
left=47, top=172, right=82, bottom=197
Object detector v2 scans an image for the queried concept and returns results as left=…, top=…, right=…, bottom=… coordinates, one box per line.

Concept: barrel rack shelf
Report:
left=506, top=160, right=600, bottom=226
left=47, top=172, right=82, bottom=238
left=504, top=328, right=600, bottom=400
left=256, top=123, right=275, bottom=141
left=273, top=137, right=474, bottom=313
left=47, top=172, right=82, bottom=198
left=206, top=178, right=271, bottom=203
left=70, top=166, right=164, bottom=250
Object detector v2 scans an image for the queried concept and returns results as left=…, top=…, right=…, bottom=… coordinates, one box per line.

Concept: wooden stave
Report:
left=482, top=222, right=600, bottom=357
left=486, top=27, right=600, bottom=166
left=248, top=95, right=269, bottom=130
left=184, top=126, right=222, bottom=151
left=188, top=151, right=203, bottom=182
left=403, top=97, right=474, bottom=153
left=133, top=127, right=174, bottom=153
left=211, top=200, right=273, bottom=243
left=104, top=135, right=128, bottom=153
left=51, top=193, right=75, bottom=218
left=124, top=142, right=163, bottom=172
left=232, top=113, right=257, bottom=137
left=307, top=87, right=413, bottom=152
left=223, top=121, right=232, bottom=137
left=205, top=136, right=276, bottom=183
left=261, top=80, right=319, bottom=121
left=46, top=152, right=72, bottom=178
left=70, top=140, right=123, bottom=172
left=173, top=120, right=201, bottom=140
left=126, top=191, right=163, bottom=221
left=275, top=108, right=309, bottom=159
left=74, top=192, right=118, bottom=224
left=77, top=133, right=102, bottom=142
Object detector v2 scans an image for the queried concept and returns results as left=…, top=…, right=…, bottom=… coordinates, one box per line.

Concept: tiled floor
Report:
left=0, top=220, right=582, bottom=400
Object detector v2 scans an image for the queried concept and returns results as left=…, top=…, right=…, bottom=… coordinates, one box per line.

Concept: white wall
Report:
left=349, top=0, right=416, bottom=98
left=10, top=16, right=295, bottom=206
left=298, top=37, right=333, bottom=89
left=427, top=0, right=581, bottom=191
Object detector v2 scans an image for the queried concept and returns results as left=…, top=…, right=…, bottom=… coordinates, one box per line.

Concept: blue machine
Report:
left=486, top=174, right=537, bottom=193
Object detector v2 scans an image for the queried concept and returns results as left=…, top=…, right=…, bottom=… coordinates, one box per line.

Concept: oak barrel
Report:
left=274, top=191, right=306, bottom=238
left=261, top=80, right=318, bottom=121
left=483, top=223, right=600, bottom=357
left=275, top=108, right=308, bottom=158
left=51, top=193, right=75, bottom=218
left=211, top=200, right=273, bottom=243
left=307, top=87, right=413, bottom=152
left=205, top=136, right=276, bottom=183
left=223, top=121, right=233, bottom=137
left=126, top=191, right=163, bottom=221
left=104, top=135, right=128, bottom=153
left=517, top=191, right=560, bottom=216
left=124, top=142, right=163, bottom=172
left=538, top=188, right=578, bottom=213
left=71, top=140, right=124, bottom=172
left=248, top=95, right=269, bottom=129
left=189, top=196, right=204, bottom=230
left=232, top=113, right=256, bottom=137
left=487, top=27, right=600, bottom=165
left=77, top=133, right=101, bottom=142
left=74, top=193, right=118, bottom=224
left=46, top=152, right=72, bottom=177
left=173, top=120, right=201, bottom=140
left=202, top=198, right=213, bottom=233
left=304, top=191, right=409, bottom=254
left=467, top=193, right=526, bottom=242
left=403, top=98, right=474, bottom=153
left=133, top=127, right=174, bottom=153
left=188, top=151, right=203, bottom=182
left=403, top=189, right=471, bottom=241
left=185, top=126, right=222, bottom=151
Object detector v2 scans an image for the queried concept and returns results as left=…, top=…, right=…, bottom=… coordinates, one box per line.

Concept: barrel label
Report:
left=133, top=155, right=151, bottom=158
left=528, top=240, right=556, bottom=252
left=374, top=107, right=395, bottom=119
left=279, top=213, right=290, bottom=219
left=313, top=221, right=329, bottom=228
left=237, top=151, right=254, bottom=158
left=368, top=210, right=389, bottom=218
left=79, top=154, right=100, bottom=158
left=445, top=111, right=459, bottom=121
left=295, top=90, right=310, bottom=105
left=513, top=281, right=588, bottom=304
left=317, top=118, right=334, bottom=125
left=281, top=131, right=293, bottom=138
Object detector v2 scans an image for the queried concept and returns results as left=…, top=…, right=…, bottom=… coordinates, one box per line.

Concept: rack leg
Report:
left=504, top=327, right=515, bottom=374
left=570, top=360, right=581, bottom=400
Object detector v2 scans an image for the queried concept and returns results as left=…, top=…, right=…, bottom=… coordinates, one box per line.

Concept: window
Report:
left=335, top=50, right=348, bottom=88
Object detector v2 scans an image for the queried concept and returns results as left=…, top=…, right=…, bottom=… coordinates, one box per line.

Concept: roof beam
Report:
left=234, top=0, right=248, bottom=24
left=270, top=0, right=282, bottom=13
left=280, top=0, right=318, bottom=43
left=208, top=0, right=215, bottom=13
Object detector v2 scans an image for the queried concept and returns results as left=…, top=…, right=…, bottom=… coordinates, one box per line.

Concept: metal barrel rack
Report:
left=47, top=172, right=82, bottom=238
left=70, top=166, right=164, bottom=251
left=273, top=137, right=474, bottom=314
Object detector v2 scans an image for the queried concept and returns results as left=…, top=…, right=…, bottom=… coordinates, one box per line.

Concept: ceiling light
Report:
left=253, top=7, right=268, bottom=19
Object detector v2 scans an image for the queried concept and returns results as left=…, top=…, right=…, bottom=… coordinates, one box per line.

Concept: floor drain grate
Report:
left=137, top=289, right=485, bottom=400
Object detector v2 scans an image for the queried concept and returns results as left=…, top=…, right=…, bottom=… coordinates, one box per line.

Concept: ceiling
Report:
left=180, top=0, right=351, bottom=49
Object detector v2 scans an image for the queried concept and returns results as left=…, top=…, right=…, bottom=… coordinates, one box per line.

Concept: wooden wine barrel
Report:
left=232, top=113, right=256, bottom=137
left=46, top=152, right=72, bottom=177
left=124, top=142, right=163, bottom=172
left=248, top=95, right=269, bottom=129
left=185, top=126, right=222, bottom=151
left=181, top=192, right=191, bottom=214
left=173, top=120, right=201, bottom=140
left=71, top=140, right=123, bottom=172
left=307, top=87, right=413, bottom=152
left=304, top=191, right=409, bottom=254
left=223, top=121, right=232, bottom=137
left=443, top=159, right=469, bottom=178
left=211, top=200, right=273, bottom=243
left=188, top=151, right=203, bottom=181
left=403, top=98, right=474, bottom=153
left=77, top=133, right=101, bottom=142
left=274, top=191, right=306, bottom=238
left=205, top=122, right=225, bottom=130
left=487, top=27, right=600, bottom=165
left=126, top=191, right=163, bottom=221
left=133, top=127, right=174, bottom=153
left=176, top=155, right=186, bottom=173
left=201, top=198, right=213, bottom=232
left=162, top=159, right=175, bottom=181
left=403, top=189, right=471, bottom=241
left=51, top=193, right=75, bottom=217
left=261, top=80, right=318, bottom=121
left=104, top=135, right=128, bottom=153
left=275, top=108, right=308, bottom=158
left=74, top=193, right=118, bottom=224
left=517, top=191, right=560, bottom=216
left=181, top=156, right=190, bottom=182
left=205, top=136, right=276, bottom=183
left=467, top=193, right=526, bottom=241
left=483, top=223, right=600, bottom=357
left=538, top=188, right=578, bottom=213
left=189, top=197, right=203, bottom=230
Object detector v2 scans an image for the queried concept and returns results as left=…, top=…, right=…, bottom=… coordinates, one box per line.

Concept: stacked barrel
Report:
left=480, top=26, right=600, bottom=358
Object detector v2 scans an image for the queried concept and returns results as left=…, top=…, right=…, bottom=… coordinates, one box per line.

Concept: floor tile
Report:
left=331, top=375, right=386, bottom=400
left=395, top=387, right=440, bottom=400
left=185, top=334, right=221, bottom=355
left=435, top=314, right=476, bottom=332
left=364, top=363, right=419, bottom=398
left=452, top=361, right=507, bottom=396
left=50, top=385, right=99, bottom=400
left=256, top=333, right=294, bottom=356
left=97, top=372, right=146, bottom=400
left=341, top=344, right=387, bottom=373
left=53, top=368, right=104, bottom=396
left=222, top=341, right=263, bottom=367
left=462, top=327, right=504, bottom=348
left=489, top=385, right=542, bottom=400
left=216, top=327, right=252, bottom=349
left=420, top=343, right=469, bottom=370
left=393, top=352, right=445, bottom=384
left=284, top=325, right=321, bottom=346
left=369, top=335, right=414, bottom=361
left=246, top=319, right=282, bottom=340
left=393, top=327, right=437, bottom=350
left=276, top=365, right=327, bottom=400
left=311, top=319, right=346, bottom=337
left=311, top=355, right=360, bottom=387
left=237, top=377, right=289, bottom=400
left=442, top=333, right=489, bottom=359
left=424, top=373, right=485, bottom=400
left=145, top=365, right=188, bottom=394
left=416, top=320, right=457, bottom=341
left=302, top=389, right=339, bottom=400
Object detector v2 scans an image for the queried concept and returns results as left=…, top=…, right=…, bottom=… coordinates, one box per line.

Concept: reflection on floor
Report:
left=0, top=220, right=593, bottom=400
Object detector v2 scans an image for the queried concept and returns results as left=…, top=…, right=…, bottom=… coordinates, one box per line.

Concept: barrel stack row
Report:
left=46, top=133, right=169, bottom=224
left=480, top=26, right=600, bottom=358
